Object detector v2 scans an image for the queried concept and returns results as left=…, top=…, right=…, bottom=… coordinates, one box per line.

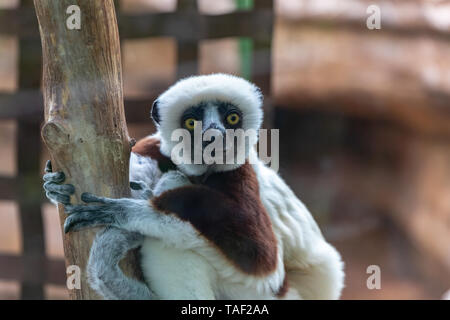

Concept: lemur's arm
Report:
left=44, top=161, right=203, bottom=250
left=64, top=185, right=206, bottom=250
left=45, top=156, right=279, bottom=278
left=42, top=160, right=167, bottom=300
left=62, top=162, right=278, bottom=276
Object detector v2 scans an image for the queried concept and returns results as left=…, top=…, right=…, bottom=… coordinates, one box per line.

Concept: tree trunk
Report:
left=34, top=0, right=139, bottom=299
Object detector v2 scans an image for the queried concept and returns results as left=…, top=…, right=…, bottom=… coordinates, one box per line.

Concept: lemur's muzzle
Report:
left=202, top=127, right=225, bottom=148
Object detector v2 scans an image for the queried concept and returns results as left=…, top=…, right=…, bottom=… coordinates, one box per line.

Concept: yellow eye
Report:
left=184, top=118, right=197, bottom=130
left=226, top=113, right=240, bottom=125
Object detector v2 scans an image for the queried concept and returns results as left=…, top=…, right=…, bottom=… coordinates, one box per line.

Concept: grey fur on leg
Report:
left=87, top=227, right=155, bottom=300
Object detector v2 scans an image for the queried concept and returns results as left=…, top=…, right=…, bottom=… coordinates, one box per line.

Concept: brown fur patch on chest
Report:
left=152, top=163, right=278, bottom=276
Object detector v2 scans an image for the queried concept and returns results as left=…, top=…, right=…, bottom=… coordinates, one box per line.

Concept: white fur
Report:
left=131, top=150, right=344, bottom=300
left=135, top=167, right=285, bottom=299
left=156, top=73, right=263, bottom=176
left=128, top=74, right=344, bottom=299
left=252, top=149, right=345, bottom=299
left=129, top=142, right=162, bottom=199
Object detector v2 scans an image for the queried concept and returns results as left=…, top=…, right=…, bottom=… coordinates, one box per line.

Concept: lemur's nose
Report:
left=202, top=127, right=224, bottom=148
left=203, top=123, right=225, bottom=135
left=205, top=123, right=219, bottom=131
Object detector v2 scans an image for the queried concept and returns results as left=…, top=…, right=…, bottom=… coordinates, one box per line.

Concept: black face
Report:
left=180, top=101, right=243, bottom=133
left=178, top=101, right=244, bottom=162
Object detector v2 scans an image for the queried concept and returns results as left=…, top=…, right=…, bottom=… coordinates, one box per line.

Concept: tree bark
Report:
left=34, top=0, right=139, bottom=299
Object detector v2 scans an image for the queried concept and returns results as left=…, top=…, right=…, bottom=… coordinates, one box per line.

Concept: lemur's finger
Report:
left=45, top=160, right=52, bottom=173
left=46, top=191, right=71, bottom=205
left=64, top=204, right=103, bottom=215
left=64, top=211, right=114, bottom=233
left=43, top=171, right=65, bottom=183
left=64, top=214, right=94, bottom=233
left=81, top=192, right=114, bottom=204
left=64, top=220, right=100, bottom=233
left=44, top=181, right=75, bottom=195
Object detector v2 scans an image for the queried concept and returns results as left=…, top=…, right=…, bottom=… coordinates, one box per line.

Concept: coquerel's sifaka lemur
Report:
left=43, top=74, right=344, bottom=300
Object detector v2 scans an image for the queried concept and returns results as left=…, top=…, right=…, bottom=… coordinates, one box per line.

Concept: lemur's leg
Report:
left=87, top=227, right=155, bottom=300
left=64, top=171, right=206, bottom=249
left=286, top=245, right=344, bottom=300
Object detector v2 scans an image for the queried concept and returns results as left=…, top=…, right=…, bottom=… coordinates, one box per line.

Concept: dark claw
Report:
left=64, top=210, right=115, bottom=233
left=45, top=160, right=52, bottom=173
left=64, top=220, right=95, bottom=233
left=64, top=215, right=89, bottom=233
left=64, top=214, right=87, bottom=233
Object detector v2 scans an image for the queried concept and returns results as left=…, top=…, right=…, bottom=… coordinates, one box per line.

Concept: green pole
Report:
left=236, top=0, right=253, bottom=80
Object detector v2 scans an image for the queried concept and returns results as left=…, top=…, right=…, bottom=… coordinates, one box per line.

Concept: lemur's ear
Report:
left=151, top=99, right=160, bottom=125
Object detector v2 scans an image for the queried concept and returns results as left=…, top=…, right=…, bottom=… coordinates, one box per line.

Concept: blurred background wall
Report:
left=0, top=0, right=449, bottom=299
